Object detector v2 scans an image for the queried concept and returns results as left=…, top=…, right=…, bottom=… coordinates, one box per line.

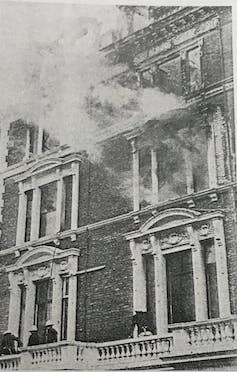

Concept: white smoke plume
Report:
left=0, top=1, right=183, bottom=156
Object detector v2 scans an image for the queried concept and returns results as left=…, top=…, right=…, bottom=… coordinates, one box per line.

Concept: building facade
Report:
left=0, top=5, right=236, bottom=370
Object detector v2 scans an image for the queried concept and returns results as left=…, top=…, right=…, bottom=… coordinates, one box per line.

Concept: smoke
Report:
left=0, top=1, right=183, bottom=159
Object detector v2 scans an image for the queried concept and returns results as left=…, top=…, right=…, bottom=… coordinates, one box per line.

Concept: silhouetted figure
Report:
left=45, top=320, right=58, bottom=344
left=0, top=331, right=21, bottom=355
left=28, top=325, right=40, bottom=346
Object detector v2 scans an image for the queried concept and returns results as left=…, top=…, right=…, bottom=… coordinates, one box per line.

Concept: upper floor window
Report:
left=16, top=156, right=80, bottom=244
left=140, top=40, right=203, bottom=97
left=185, top=46, right=202, bottom=93
left=167, top=249, right=195, bottom=324
left=39, top=182, right=57, bottom=238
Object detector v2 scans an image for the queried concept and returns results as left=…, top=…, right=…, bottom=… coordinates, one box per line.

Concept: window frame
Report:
left=16, top=157, right=80, bottom=245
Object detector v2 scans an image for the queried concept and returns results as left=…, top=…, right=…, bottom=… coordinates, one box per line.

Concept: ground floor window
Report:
left=34, top=279, right=53, bottom=343
left=18, top=285, right=26, bottom=343
left=61, top=277, right=69, bottom=340
left=166, top=249, right=195, bottom=324
left=204, top=240, right=219, bottom=319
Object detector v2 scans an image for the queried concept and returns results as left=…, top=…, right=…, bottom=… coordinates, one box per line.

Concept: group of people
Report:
left=28, top=320, right=58, bottom=346
left=0, top=320, right=58, bottom=355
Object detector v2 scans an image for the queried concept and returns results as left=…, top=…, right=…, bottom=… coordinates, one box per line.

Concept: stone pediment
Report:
left=29, top=158, right=63, bottom=175
left=6, top=245, right=80, bottom=272
left=140, top=208, right=201, bottom=233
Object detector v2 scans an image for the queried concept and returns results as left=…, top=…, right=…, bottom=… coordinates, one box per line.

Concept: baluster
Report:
left=128, top=342, right=133, bottom=358
left=219, top=322, right=225, bottom=342
left=187, top=327, right=195, bottom=345
left=215, top=323, right=222, bottom=342
left=225, top=322, right=234, bottom=341
left=114, top=345, right=119, bottom=359
left=141, top=341, right=147, bottom=357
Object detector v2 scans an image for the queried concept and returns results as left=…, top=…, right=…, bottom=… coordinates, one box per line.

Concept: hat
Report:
left=29, top=325, right=37, bottom=332
left=45, top=320, right=54, bottom=327
left=3, top=330, right=12, bottom=335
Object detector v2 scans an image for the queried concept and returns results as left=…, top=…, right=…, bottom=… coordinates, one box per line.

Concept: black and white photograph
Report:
left=0, top=0, right=236, bottom=370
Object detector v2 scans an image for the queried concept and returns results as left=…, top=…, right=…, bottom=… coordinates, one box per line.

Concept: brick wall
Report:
left=0, top=180, right=19, bottom=250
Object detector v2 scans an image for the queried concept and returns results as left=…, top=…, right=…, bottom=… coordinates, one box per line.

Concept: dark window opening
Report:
left=39, top=182, right=57, bottom=237
left=24, top=190, right=33, bottom=242
left=61, top=277, right=69, bottom=340
left=29, top=126, right=38, bottom=155
left=145, top=255, right=156, bottom=334
left=18, top=285, right=26, bottom=343
left=166, top=249, right=195, bottom=324
left=186, top=47, right=202, bottom=93
left=61, top=176, right=73, bottom=231
left=42, top=130, right=60, bottom=152
left=203, top=240, right=219, bottom=319
left=34, top=279, right=53, bottom=344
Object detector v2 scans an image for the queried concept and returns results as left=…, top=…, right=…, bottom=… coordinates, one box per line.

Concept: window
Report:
left=42, top=130, right=60, bottom=153
left=61, top=277, right=69, bottom=340
left=16, top=157, right=80, bottom=244
left=186, top=47, right=202, bottom=92
left=39, top=182, right=57, bottom=238
left=28, top=126, right=38, bottom=155
left=34, top=279, right=53, bottom=343
left=157, top=56, right=182, bottom=96
left=25, top=190, right=33, bottom=242
left=166, top=250, right=195, bottom=324
left=18, top=285, right=26, bottom=343
left=61, top=176, right=73, bottom=231
left=204, top=240, right=219, bottom=319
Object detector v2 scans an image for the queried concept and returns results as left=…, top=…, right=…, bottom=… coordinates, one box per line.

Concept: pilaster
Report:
left=130, top=239, right=146, bottom=313
left=213, top=218, right=231, bottom=317
left=71, top=162, right=80, bottom=229
left=16, top=182, right=27, bottom=244
left=131, top=139, right=140, bottom=211
left=151, top=149, right=159, bottom=204
left=150, top=234, right=168, bottom=334
left=187, top=225, right=208, bottom=321
left=30, top=184, right=41, bottom=240
left=67, top=256, right=78, bottom=341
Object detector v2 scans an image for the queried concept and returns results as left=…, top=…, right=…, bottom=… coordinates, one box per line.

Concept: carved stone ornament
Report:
left=14, top=270, right=25, bottom=284
left=31, top=265, right=50, bottom=280
left=159, top=229, right=189, bottom=249
left=197, top=223, right=213, bottom=238
left=141, top=239, right=152, bottom=254
left=59, top=260, right=69, bottom=272
left=199, top=224, right=211, bottom=237
left=38, top=265, right=50, bottom=278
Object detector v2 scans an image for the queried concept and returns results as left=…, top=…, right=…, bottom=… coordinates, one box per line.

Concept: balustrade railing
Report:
left=96, top=335, right=173, bottom=364
left=169, top=315, right=237, bottom=355
left=0, top=354, right=21, bottom=370
left=0, top=317, right=236, bottom=370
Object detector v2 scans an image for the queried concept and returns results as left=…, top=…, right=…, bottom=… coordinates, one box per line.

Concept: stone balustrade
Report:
left=0, top=317, right=236, bottom=370
left=169, top=315, right=237, bottom=356
left=0, top=355, right=21, bottom=370
left=96, top=335, right=173, bottom=364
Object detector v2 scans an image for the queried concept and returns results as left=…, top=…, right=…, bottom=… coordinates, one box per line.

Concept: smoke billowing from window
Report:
left=0, top=2, right=183, bottom=158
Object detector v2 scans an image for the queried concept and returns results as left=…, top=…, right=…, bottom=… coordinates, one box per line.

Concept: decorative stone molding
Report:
left=196, top=223, right=214, bottom=239
left=159, top=228, right=190, bottom=249
left=6, top=245, right=80, bottom=346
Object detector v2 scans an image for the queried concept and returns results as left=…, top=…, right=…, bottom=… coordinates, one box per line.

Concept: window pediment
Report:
left=29, top=158, right=63, bottom=176
left=140, top=208, right=201, bottom=233
left=6, top=245, right=80, bottom=272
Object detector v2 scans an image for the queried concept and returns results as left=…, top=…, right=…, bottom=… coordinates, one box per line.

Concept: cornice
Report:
left=0, top=182, right=235, bottom=258
left=103, top=7, right=220, bottom=62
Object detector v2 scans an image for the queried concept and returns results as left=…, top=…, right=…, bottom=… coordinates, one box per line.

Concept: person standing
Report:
left=0, top=331, right=22, bottom=355
left=28, top=325, right=40, bottom=346
left=45, top=320, right=58, bottom=344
